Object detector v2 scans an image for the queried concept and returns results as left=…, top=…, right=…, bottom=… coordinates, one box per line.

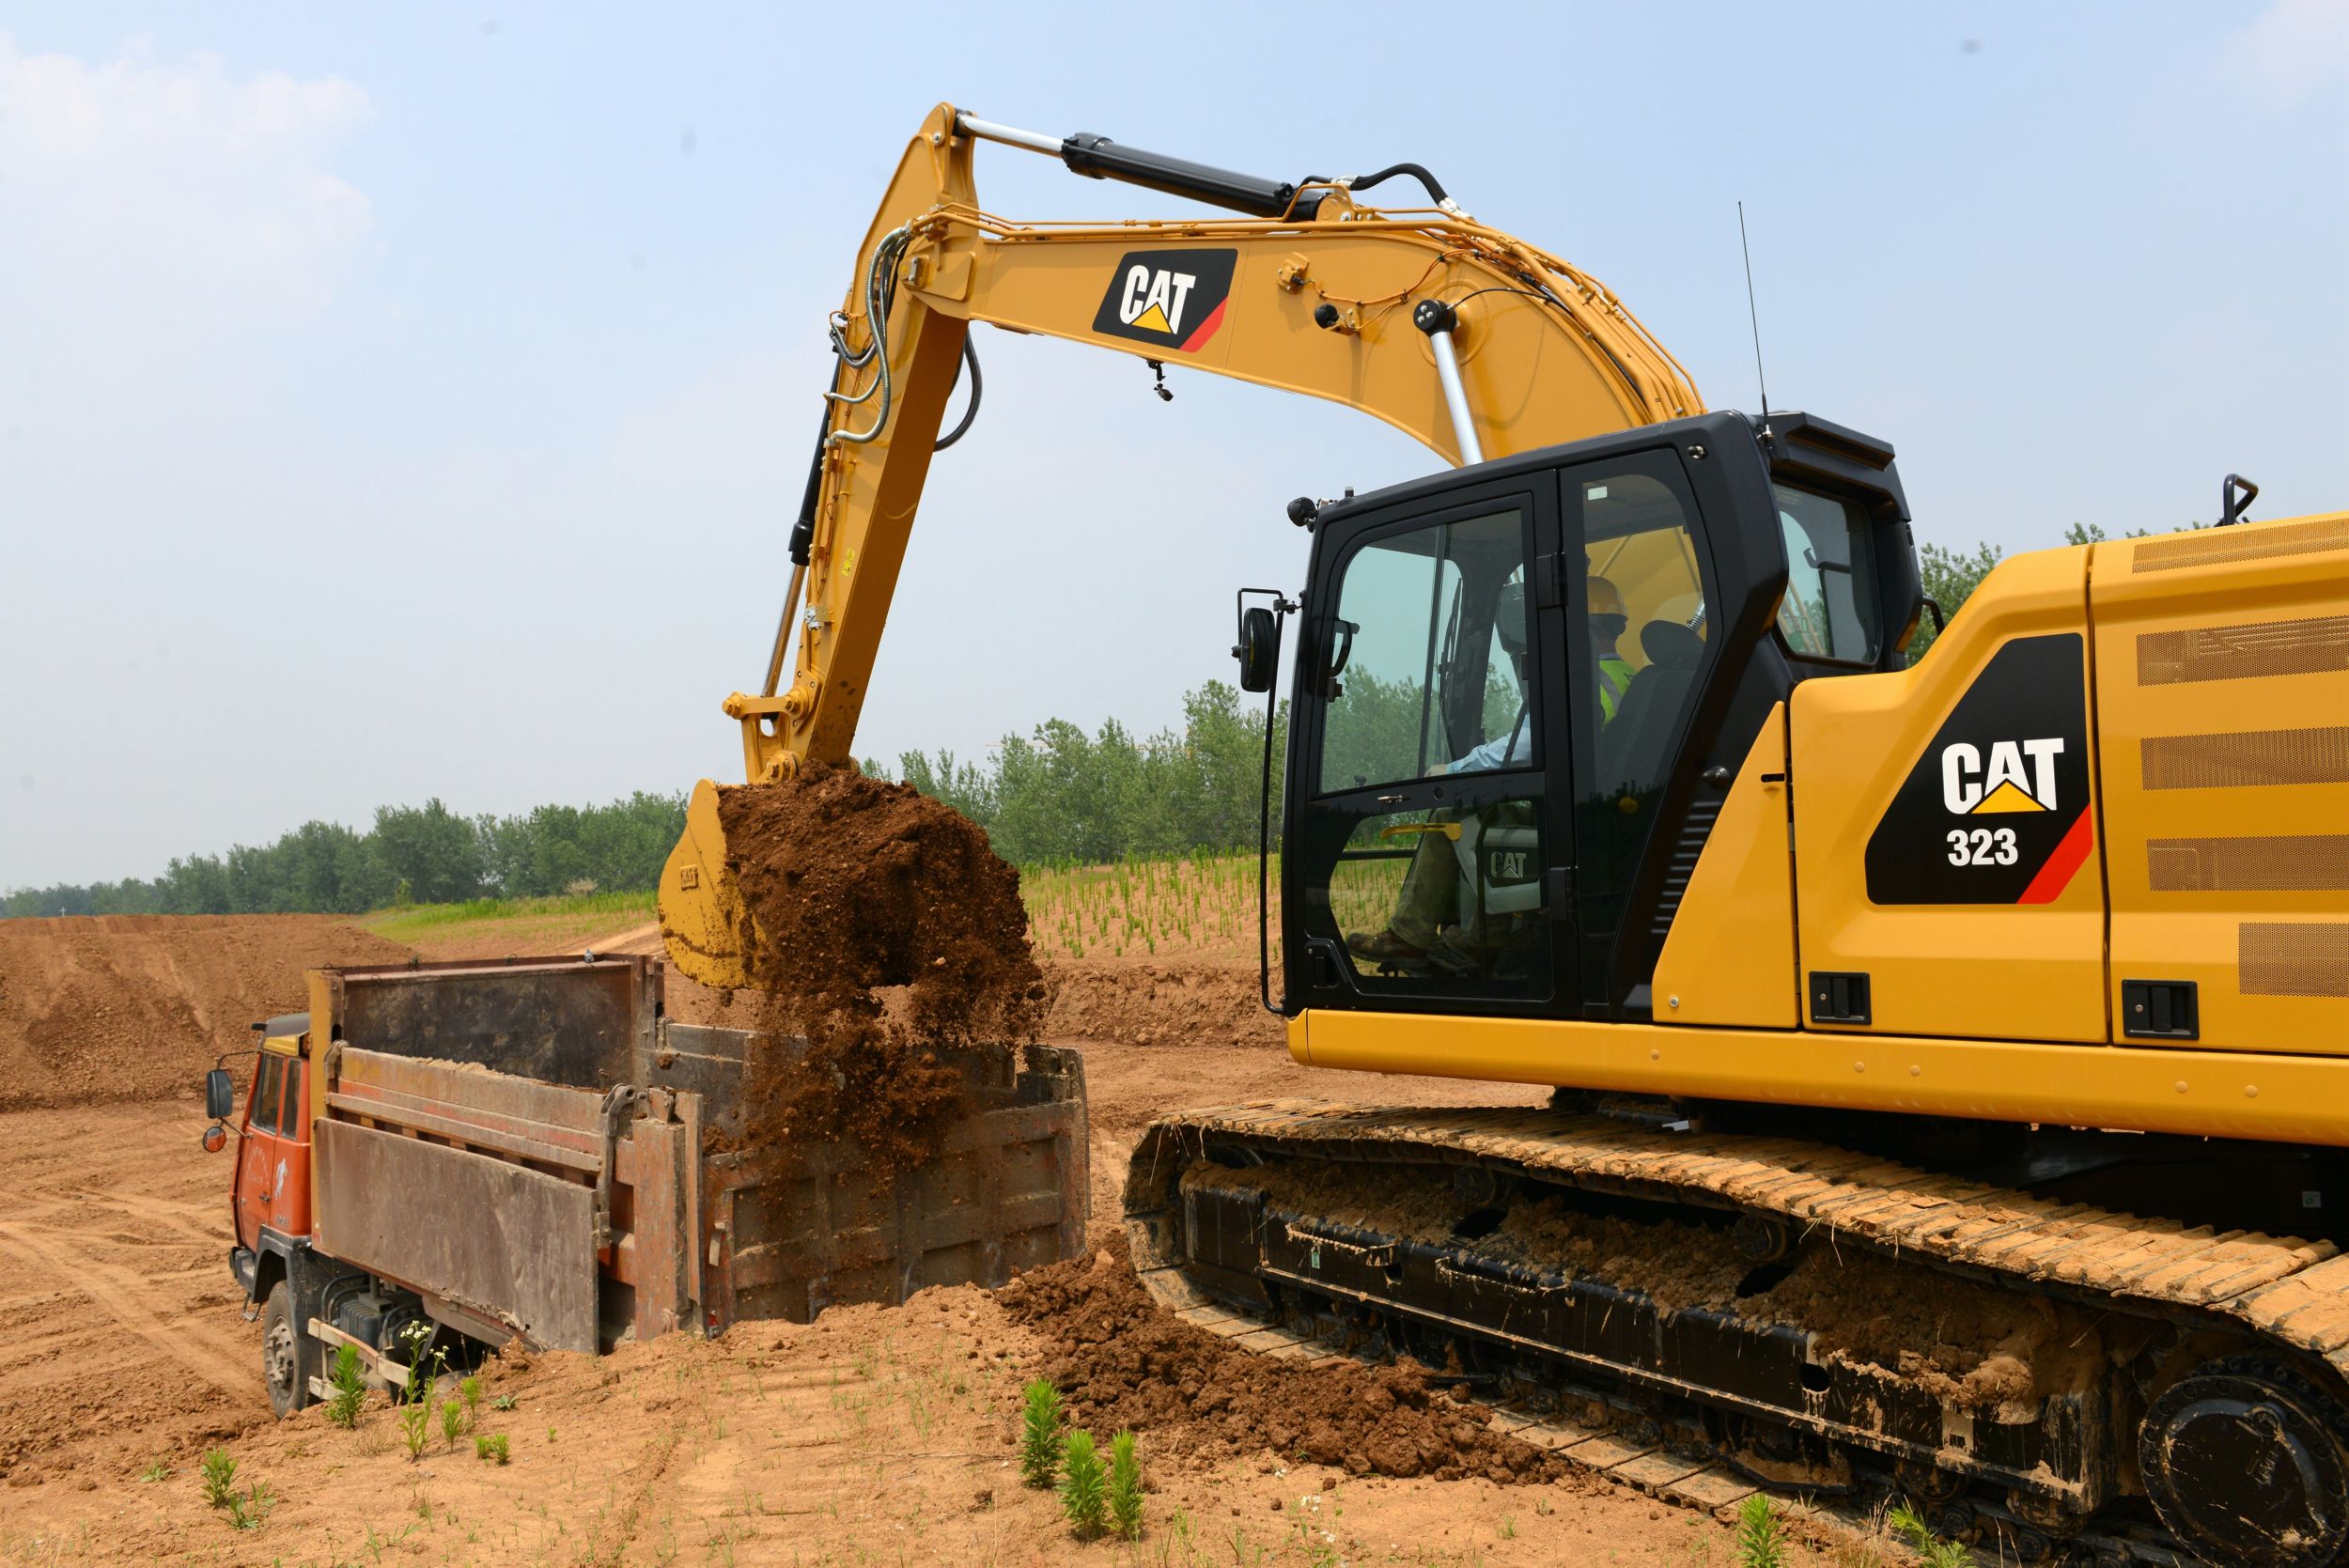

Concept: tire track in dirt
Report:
left=0, top=1221, right=252, bottom=1395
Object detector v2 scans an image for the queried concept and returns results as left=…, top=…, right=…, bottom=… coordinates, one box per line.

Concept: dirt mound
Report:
left=0, top=915, right=411, bottom=1110
left=1043, top=959, right=1283, bottom=1048
left=710, top=767, right=1048, bottom=1172
left=1001, top=1250, right=1569, bottom=1485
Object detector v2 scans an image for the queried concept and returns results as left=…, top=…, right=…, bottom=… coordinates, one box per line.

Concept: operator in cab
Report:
left=1349, top=577, right=1635, bottom=973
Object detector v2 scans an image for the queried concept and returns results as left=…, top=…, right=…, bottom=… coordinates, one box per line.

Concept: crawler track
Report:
left=1127, top=1101, right=2349, bottom=1567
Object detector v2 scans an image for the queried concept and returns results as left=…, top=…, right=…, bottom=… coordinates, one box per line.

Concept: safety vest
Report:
left=1596, top=655, right=1635, bottom=722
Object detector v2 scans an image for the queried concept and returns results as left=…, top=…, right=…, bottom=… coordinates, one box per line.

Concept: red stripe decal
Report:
left=2017, top=812, right=2094, bottom=905
left=1177, top=298, right=1228, bottom=352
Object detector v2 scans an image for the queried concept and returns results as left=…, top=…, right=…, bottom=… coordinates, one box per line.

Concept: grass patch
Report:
left=363, top=888, right=655, bottom=942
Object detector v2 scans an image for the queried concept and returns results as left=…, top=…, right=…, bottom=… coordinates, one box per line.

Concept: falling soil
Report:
left=1001, top=1250, right=1575, bottom=1485
left=1217, top=1157, right=2108, bottom=1411
left=710, top=766, right=1049, bottom=1173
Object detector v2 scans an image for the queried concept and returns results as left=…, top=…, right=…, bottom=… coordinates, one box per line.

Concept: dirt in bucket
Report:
left=708, top=765, right=1050, bottom=1173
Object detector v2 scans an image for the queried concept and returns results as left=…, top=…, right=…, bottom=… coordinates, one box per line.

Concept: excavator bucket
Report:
left=658, top=778, right=761, bottom=990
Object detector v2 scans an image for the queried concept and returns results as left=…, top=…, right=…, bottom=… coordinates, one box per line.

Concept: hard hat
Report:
left=1589, top=575, right=1626, bottom=618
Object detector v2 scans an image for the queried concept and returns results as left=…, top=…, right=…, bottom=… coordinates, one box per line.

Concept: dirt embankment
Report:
left=0, top=914, right=411, bottom=1111
left=1043, top=958, right=1283, bottom=1048
left=708, top=766, right=1049, bottom=1172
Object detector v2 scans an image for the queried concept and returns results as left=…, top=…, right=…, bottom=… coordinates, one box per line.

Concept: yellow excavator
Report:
left=662, top=104, right=2349, bottom=1566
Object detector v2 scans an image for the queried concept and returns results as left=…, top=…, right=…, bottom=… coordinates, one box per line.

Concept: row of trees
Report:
left=1, top=793, right=689, bottom=919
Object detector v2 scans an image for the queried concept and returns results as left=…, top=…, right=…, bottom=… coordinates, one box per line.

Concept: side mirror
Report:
left=205, top=1066, right=234, bottom=1121
left=201, top=1124, right=228, bottom=1154
left=1234, top=605, right=1280, bottom=693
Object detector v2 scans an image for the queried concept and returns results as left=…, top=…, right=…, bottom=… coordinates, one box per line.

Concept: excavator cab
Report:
left=1281, top=409, right=1920, bottom=1022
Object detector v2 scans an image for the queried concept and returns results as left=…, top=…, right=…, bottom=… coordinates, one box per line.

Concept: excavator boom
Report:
left=661, top=103, right=1703, bottom=986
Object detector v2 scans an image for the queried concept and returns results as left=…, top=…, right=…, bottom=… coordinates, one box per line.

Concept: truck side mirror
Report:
left=205, top=1067, right=234, bottom=1121
left=1234, top=605, right=1280, bottom=693
left=201, top=1124, right=228, bottom=1154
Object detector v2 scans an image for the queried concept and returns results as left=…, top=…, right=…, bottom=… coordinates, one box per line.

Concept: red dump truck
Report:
left=204, top=955, right=1088, bottom=1415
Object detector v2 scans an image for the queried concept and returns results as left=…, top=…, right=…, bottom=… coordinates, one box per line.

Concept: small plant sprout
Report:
left=474, top=1433, right=510, bottom=1465
left=199, top=1449, right=238, bottom=1509
left=1734, top=1493, right=1787, bottom=1568
left=459, top=1374, right=484, bottom=1422
left=226, top=1481, right=275, bottom=1531
left=138, top=1461, right=170, bottom=1483
left=1108, top=1430, right=1143, bottom=1542
left=399, top=1394, right=432, bottom=1462
left=326, top=1342, right=368, bottom=1429
left=440, top=1399, right=463, bottom=1448
left=1059, top=1429, right=1109, bottom=1540
left=1019, top=1379, right=1064, bottom=1489
left=1889, top=1502, right=1972, bottom=1568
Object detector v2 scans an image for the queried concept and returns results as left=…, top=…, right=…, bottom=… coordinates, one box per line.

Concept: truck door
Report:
left=268, top=1056, right=311, bottom=1237
left=233, top=1053, right=288, bottom=1250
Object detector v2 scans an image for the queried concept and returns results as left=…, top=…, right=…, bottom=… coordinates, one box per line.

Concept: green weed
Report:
left=198, top=1449, right=237, bottom=1509
left=1734, top=1494, right=1787, bottom=1568
left=138, top=1461, right=170, bottom=1483
left=440, top=1398, right=463, bottom=1447
left=1109, top=1429, right=1143, bottom=1541
left=325, top=1342, right=368, bottom=1428
left=1019, top=1379, right=1063, bottom=1489
left=398, top=1395, right=431, bottom=1461
left=225, top=1481, right=275, bottom=1531
left=1888, top=1502, right=1971, bottom=1568
left=459, top=1374, right=484, bottom=1422
left=1059, top=1429, right=1109, bottom=1539
left=474, top=1433, right=510, bottom=1465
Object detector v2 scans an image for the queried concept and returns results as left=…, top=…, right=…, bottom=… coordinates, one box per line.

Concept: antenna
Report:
left=1737, top=201, right=1771, bottom=429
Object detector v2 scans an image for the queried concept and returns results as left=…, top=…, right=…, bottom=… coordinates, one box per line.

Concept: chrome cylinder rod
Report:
left=1413, top=299, right=1484, bottom=467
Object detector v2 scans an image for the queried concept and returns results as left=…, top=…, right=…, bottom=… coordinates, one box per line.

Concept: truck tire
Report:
left=261, top=1281, right=317, bottom=1419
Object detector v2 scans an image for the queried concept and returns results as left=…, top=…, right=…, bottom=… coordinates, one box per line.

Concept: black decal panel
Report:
left=1091, top=249, right=1238, bottom=351
left=1863, top=634, right=2092, bottom=906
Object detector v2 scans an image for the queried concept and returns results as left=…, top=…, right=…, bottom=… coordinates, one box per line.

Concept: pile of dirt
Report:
left=711, top=767, right=1049, bottom=1172
left=0, top=914, right=411, bottom=1111
left=1001, top=1250, right=1570, bottom=1485
left=1042, top=959, right=1283, bottom=1048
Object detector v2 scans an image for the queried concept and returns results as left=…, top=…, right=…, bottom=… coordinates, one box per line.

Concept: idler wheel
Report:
left=2139, top=1357, right=2349, bottom=1567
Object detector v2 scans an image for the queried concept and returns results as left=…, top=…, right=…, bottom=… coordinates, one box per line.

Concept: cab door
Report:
left=232, top=1053, right=288, bottom=1250
left=1285, top=474, right=1577, bottom=1017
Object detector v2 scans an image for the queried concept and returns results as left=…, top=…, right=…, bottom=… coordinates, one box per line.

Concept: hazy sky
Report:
left=2, top=2, right=2342, bottom=890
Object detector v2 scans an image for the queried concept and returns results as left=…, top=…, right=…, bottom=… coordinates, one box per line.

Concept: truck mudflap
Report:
left=1125, top=1101, right=2349, bottom=1568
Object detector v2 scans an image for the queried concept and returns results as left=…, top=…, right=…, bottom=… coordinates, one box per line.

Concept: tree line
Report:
left=5, top=520, right=2109, bottom=919
left=1, top=793, right=690, bottom=918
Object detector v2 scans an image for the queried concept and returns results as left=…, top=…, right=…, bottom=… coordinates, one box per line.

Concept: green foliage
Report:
left=474, top=1432, right=510, bottom=1465
left=198, top=1448, right=238, bottom=1509
left=1019, top=1379, right=1063, bottom=1489
left=459, top=1374, right=484, bottom=1422
left=398, top=1396, right=431, bottom=1461
left=225, top=1481, right=275, bottom=1531
left=1733, top=1493, right=1786, bottom=1568
left=325, top=1342, right=368, bottom=1429
left=3, top=791, right=687, bottom=919
left=1058, top=1428, right=1109, bottom=1539
left=440, top=1398, right=463, bottom=1447
left=1108, top=1429, right=1143, bottom=1542
left=1910, top=539, right=2003, bottom=660
left=884, top=681, right=1290, bottom=866
left=138, top=1461, right=170, bottom=1483
left=1889, top=1502, right=1971, bottom=1568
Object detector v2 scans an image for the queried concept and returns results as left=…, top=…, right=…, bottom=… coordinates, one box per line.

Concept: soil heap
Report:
left=0, top=914, right=411, bottom=1111
left=710, top=766, right=1048, bottom=1172
left=1003, top=1250, right=1569, bottom=1485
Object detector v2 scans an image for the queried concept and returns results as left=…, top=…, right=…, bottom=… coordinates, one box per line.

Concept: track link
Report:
left=1125, top=1100, right=2349, bottom=1567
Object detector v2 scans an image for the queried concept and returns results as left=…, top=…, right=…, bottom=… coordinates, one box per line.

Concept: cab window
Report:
left=250, top=1055, right=286, bottom=1134
left=1772, top=484, right=1880, bottom=663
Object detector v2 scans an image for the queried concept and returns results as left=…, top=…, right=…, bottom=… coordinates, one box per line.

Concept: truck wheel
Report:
left=262, top=1281, right=317, bottom=1419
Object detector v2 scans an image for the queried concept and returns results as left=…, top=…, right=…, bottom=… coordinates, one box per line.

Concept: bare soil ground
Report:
left=0, top=909, right=1871, bottom=1565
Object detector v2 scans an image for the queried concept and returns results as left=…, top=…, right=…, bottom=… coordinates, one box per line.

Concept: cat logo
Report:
left=1864, top=634, right=2094, bottom=907
left=1091, top=248, right=1237, bottom=352
left=1487, top=849, right=1531, bottom=882
left=1941, top=738, right=2064, bottom=815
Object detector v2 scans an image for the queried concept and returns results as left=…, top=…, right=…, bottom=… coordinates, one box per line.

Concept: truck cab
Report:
left=229, top=1014, right=313, bottom=1263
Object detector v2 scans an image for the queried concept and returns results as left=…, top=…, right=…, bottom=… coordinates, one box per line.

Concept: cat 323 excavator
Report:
left=659, top=104, right=2349, bottom=1566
